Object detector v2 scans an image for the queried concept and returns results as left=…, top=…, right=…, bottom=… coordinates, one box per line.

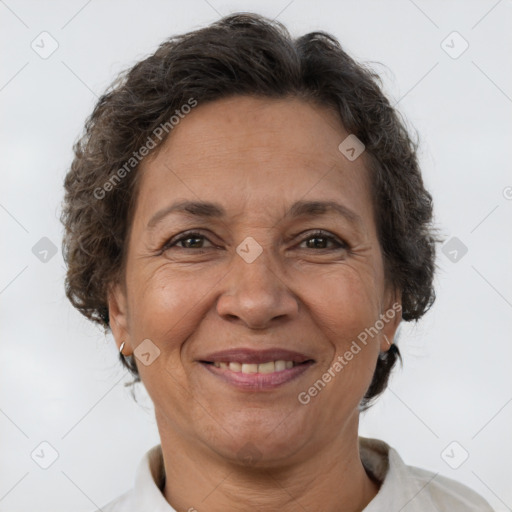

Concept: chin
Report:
left=209, top=419, right=308, bottom=467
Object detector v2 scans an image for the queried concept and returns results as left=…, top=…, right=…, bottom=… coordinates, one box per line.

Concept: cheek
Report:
left=126, top=265, right=219, bottom=365
left=305, top=262, right=383, bottom=336
left=125, top=273, right=202, bottom=417
left=302, top=264, right=383, bottom=392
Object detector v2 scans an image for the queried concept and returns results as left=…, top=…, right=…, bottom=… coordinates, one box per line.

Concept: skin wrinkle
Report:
left=107, top=96, right=401, bottom=512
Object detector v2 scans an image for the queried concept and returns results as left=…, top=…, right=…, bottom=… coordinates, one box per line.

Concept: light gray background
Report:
left=1, top=0, right=511, bottom=510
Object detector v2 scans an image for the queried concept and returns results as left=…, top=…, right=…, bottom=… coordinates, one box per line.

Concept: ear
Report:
left=107, top=281, right=132, bottom=355
left=379, top=288, right=402, bottom=353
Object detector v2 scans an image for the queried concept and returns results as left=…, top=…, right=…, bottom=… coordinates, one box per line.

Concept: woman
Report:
left=61, top=13, right=493, bottom=511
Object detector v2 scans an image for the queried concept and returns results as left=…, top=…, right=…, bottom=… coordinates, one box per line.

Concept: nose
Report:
left=216, top=246, right=299, bottom=329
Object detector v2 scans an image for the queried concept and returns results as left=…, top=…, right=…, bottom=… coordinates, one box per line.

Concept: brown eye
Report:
left=178, top=236, right=205, bottom=248
left=162, top=231, right=213, bottom=251
left=305, top=236, right=330, bottom=249
left=300, top=231, right=347, bottom=250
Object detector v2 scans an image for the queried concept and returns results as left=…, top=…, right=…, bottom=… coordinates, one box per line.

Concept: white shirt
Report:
left=97, top=437, right=493, bottom=511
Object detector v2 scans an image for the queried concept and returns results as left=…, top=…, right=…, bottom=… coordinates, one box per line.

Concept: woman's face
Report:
left=109, top=96, right=400, bottom=466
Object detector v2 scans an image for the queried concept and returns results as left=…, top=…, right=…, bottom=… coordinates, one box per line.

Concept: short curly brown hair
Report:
left=61, top=13, right=437, bottom=407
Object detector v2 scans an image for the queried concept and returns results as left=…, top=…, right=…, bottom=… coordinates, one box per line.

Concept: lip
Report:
left=200, top=359, right=315, bottom=391
left=198, top=348, right=314, bottom=365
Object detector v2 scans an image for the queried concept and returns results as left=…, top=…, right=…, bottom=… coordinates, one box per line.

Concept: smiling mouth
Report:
left=201, top=360, right=312, bottom=374
left=199, top=359, right=315, bottom=391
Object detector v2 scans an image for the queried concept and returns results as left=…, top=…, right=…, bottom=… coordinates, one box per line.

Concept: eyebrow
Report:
left=287, top=200, right=362, bottom=226
left=147, top=200, right=225, bottom=229
left=147, top=199, right=362, bottom=229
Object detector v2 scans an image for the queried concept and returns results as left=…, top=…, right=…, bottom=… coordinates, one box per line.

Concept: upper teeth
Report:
left=213, top=360, right=295, bottom=373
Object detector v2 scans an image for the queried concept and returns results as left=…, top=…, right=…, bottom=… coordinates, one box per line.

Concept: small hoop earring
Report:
left=119, top=341, right=126, bottom=355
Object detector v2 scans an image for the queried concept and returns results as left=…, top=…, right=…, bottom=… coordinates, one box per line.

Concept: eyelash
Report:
left=161, top=229, right=348, bottom=252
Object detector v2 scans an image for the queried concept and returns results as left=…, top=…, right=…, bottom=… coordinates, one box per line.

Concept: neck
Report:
left=158, top=416, right=380, bottom=512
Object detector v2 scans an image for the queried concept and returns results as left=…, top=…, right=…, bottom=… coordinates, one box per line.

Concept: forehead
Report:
left=134, top=96, right=373, bottom=226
